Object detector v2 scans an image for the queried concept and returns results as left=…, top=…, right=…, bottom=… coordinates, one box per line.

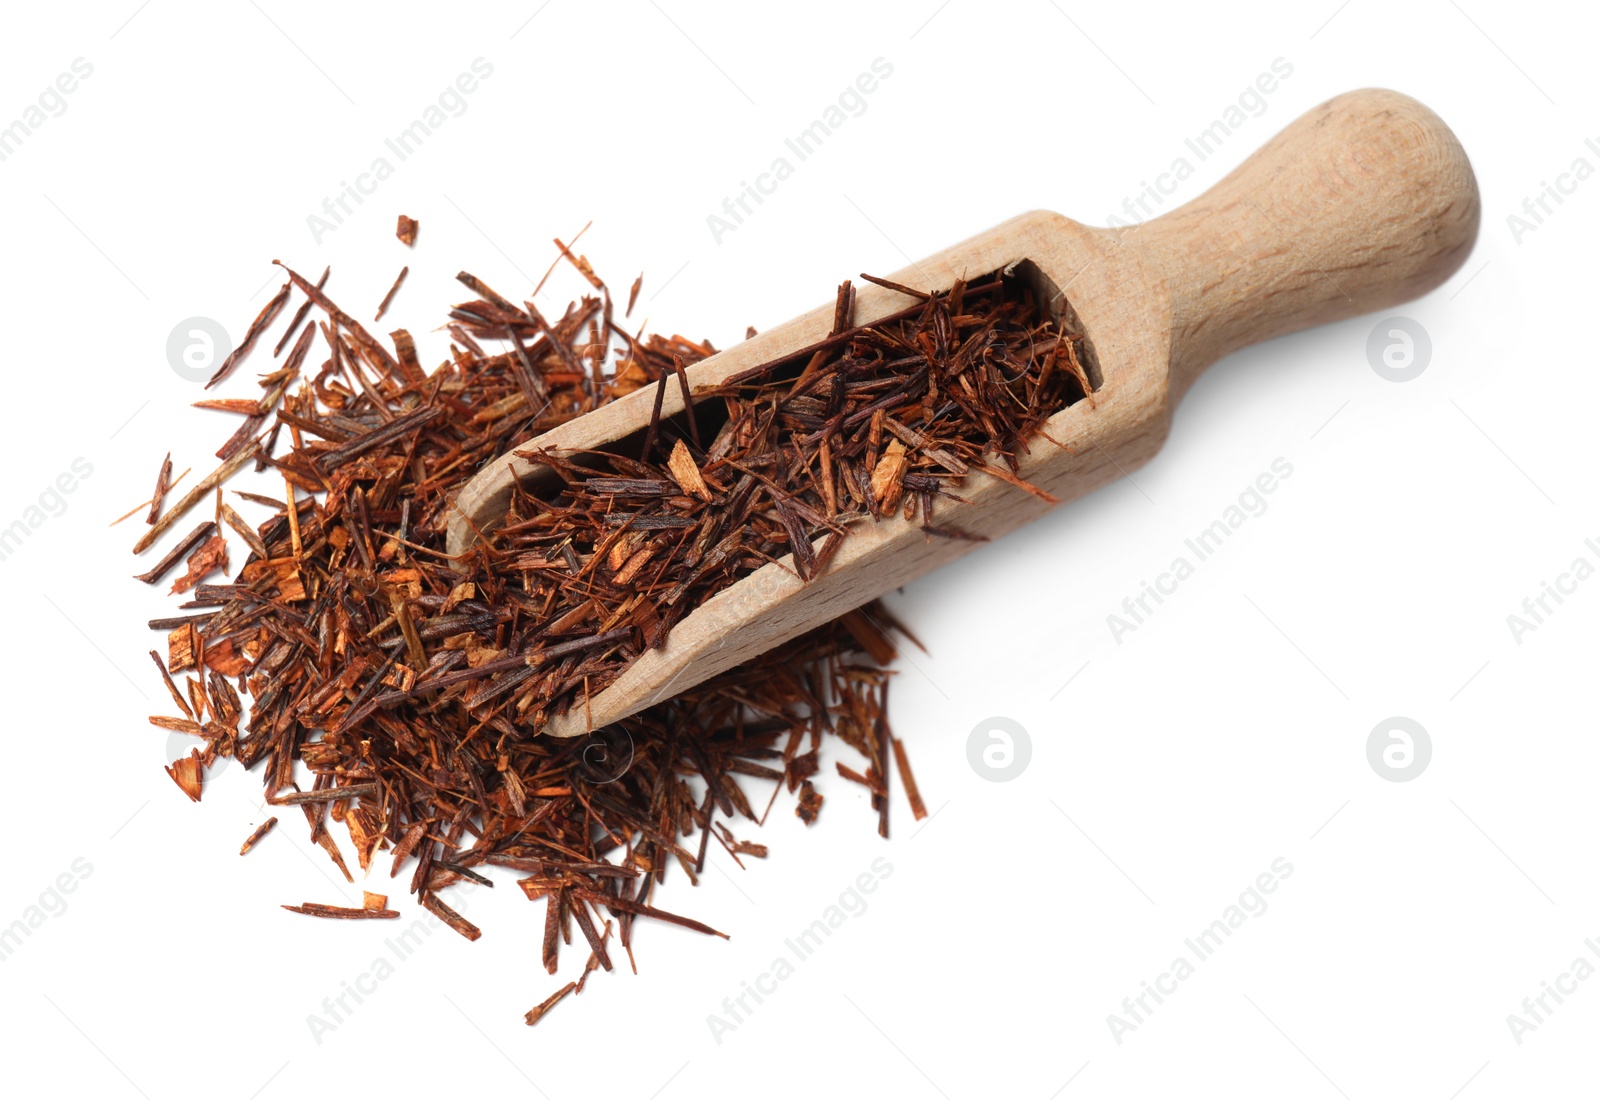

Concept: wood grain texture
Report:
left=1139, top=88, right=1480, bottom=400
left=444, top=88, right=1479, bottom=736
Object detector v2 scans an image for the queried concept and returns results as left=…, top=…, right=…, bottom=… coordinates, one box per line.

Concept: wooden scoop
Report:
left=448, top=88, right=1479, bottom=737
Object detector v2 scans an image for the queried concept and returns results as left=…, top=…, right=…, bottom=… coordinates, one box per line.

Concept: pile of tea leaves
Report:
left=131, top=226, right=1088, bottom=1023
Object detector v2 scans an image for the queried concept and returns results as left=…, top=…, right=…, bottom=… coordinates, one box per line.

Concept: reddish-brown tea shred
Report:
left=282, top=901, right=400, bottom=919
left=374, top=265, right=408, bottom=322
left=239, top=817, right=278, bottom=855
left=891, top=736, right=928, bottom=821
left=275, top=266, right=330, bottom=357
left=525, top=981, right=577, bottom=1026
left=147, top=453, right=173, bottom=525
left=421, top=892, right=481, bottom=941
left=133, top=521, right=215, bottom=585
left=207, top=280, right=290, bottom=389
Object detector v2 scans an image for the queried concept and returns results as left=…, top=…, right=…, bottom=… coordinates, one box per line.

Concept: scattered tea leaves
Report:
left=126, top=231, right=1086, bottom=1028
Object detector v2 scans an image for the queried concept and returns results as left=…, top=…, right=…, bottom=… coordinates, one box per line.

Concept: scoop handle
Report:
left=1129, top=88, right=1479, bottom=398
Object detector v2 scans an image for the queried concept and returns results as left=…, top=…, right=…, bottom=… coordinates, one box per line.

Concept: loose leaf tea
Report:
left=472, top=265, right=1087, bottom=731
left=131, top=224, right=1086, bottom=1024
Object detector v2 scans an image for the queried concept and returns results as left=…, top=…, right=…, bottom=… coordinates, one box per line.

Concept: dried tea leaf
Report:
left=206, top=280, right=290, bottom=388
left=146, top=452, right=173, bottom=525
left=795, top=780, right=823, bottom=825
left=166, top=750, right=204, bottom=802
left=870, top=439, right=909, bottom=515
left=666, top=438, right=711, bottom=501
left=892, top=737, right=928, bottom=821
left=421, top=892, right=481, bottom=941
left=525, top=982, right=576, bottom=1026
left=169, top=534, right=229, bottom=594
left=282, top=902, right=400, bottom=919
left=239, top=818, right=278, bottom=855
left=134, top=521, right=215, bottom=585
left=374, top=265, right=408, bottom=321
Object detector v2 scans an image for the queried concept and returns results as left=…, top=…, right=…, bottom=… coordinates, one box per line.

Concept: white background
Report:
left=0, top=1, right=1593, bottom=1096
